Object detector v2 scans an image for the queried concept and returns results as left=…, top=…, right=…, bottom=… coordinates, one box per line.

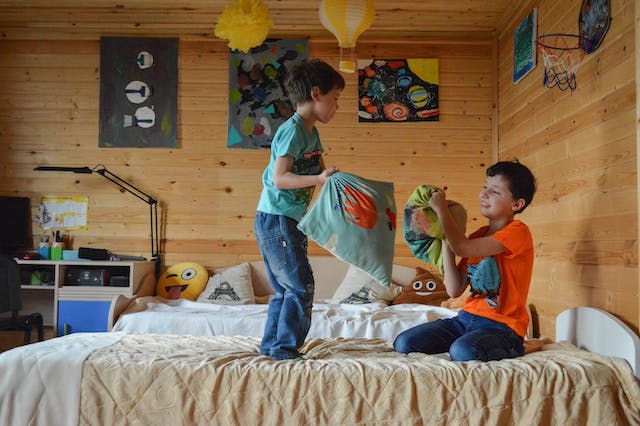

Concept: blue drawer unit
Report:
left=57, top=300, right=111, bottom=336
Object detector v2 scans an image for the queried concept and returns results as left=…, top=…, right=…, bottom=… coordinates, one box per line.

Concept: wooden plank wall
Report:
left=497, top=0, right=639, bottom=335
left=0, top=37, right=493, bottom=275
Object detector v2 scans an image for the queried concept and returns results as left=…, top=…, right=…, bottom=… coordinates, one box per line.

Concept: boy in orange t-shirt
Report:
left=394, top=161, right=536, bottom=361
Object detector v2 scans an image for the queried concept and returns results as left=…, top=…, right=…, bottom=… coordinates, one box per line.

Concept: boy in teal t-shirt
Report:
left=255, top=59, right=345, bottom=361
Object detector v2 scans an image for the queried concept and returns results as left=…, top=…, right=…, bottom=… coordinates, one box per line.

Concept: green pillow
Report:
left=403, top=185, right=467, bottom=272
left=298, top=172, right=397, bottom=287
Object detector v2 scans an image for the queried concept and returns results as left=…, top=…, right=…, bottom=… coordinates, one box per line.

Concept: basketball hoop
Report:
left=535, top=33, right=589, bottom=92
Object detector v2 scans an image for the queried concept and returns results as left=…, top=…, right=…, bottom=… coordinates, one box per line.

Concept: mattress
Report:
left=112, top=296, right=458, bottom=340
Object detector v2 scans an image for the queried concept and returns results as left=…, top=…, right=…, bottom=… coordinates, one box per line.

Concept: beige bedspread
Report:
left=79, top=334, right=640, bottom=426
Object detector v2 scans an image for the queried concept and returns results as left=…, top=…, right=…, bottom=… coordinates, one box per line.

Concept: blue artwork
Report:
left=227, top=39, right=308, bottom=149
left=513, top=9, right=537, bottom=84
left=578, top=0, right=611, bottom=53
left=99, top=37, right=178, bottom=148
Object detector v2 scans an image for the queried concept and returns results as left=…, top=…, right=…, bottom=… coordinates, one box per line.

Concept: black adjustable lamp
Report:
left=33, top=164, right=160, bottom=275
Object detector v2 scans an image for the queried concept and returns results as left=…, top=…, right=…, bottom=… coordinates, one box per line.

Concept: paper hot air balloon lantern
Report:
left=319, top=0, right=375, bottom=73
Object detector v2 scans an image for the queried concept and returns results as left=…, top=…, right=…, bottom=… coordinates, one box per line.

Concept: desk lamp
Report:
left=33, top=165, right=160, bottom=276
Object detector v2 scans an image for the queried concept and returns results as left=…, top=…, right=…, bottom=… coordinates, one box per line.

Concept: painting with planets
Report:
left=99, top=37, right=178, bottom=148
left=358, top=59, right=439, bottom=123
left=227, top=39, right=308, bottom=149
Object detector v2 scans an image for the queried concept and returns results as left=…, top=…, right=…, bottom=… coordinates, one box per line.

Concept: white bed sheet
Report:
left=112, top=296, right=458, bottom=340
left=0, top=332, right=125, bottom=426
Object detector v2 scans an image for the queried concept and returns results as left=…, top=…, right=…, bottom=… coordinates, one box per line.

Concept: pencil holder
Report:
left=50, top=242, right=64, bottom=260
left=38, top=241, right=51, bottom=260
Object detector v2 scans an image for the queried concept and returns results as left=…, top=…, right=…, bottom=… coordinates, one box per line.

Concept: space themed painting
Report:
left=358, top=59, right=439, bottom=122
left=99, top=37, right=178, bottom=148
left=226, top=39, right=308, bottom=149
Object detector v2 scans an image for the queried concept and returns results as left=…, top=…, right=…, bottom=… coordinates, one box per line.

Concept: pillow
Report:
left=196, top=262, right=255, bottom=305
left=156, top=262, right=208, bottom=301
left=392, top=266, right=450, bottom=306
left=328, top=264, right=402, bottom=304
left=298, top=172, right=397, bottom=287
left=403, top=185, right=467, bottom=272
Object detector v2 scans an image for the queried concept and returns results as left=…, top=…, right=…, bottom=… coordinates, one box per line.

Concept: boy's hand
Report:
left=428, top=188, right=448, bottom=214
left=318, top=166, right=339, bottom=183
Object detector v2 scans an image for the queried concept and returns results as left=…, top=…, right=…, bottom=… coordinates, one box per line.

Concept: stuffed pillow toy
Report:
left=392, top=266, right=450, bottom=306
left=403, top=184, right=467, bottom=273
left=298, top=172, right=397, bottom=287
left=156, top=262, right=208, bottom=301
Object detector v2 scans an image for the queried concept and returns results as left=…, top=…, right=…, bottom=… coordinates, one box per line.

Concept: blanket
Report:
left=79, top=334, right=640, bottom=425
left=2, top=333, right=639, bottom=426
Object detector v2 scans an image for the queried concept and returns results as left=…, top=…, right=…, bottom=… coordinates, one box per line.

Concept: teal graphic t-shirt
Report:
left=257, top=113, right=324, bottom=221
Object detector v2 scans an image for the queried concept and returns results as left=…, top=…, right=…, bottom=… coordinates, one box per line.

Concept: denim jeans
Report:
left=254, top=212, right=314, bottom=360
left=393, top=310, right=524, bottom=361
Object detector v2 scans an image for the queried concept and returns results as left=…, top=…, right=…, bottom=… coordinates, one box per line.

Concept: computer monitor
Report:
left=0, top=196, right=32, bottom=256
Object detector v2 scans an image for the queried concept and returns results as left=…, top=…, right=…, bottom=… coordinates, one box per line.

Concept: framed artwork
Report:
left=227, top=39, right=308, bottom=149
left=578, top=0, right=611, bottom=53
left=99, top=37, right=178, bottom=148
left=358, top=59, right=439, bottom=123
left=513, top=8, right=537, bottom=84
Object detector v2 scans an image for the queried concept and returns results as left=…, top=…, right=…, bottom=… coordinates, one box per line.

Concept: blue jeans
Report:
left=393, top=310, right=524, bottom=361
left=254, top=212, right=314, bottom=360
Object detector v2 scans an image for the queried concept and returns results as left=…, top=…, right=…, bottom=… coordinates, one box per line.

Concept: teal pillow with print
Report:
left=297, top=172, right=397, bottom=287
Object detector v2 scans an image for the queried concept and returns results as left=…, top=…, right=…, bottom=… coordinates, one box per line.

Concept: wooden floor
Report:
left=0, top=326, right=55, bottom=352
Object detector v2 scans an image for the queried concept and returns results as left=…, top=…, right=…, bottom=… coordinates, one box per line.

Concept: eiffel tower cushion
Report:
left=197, top=262, right=255, bottom=305
left=328, top=264, right=402, bottom=304
left=298, top=172, right=397, bottom=287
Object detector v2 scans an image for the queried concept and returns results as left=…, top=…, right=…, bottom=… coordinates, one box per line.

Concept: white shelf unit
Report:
left=16, top=259, right=155, bottom=335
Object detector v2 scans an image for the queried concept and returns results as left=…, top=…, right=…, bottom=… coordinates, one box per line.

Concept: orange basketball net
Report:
left=535, top=34, right=588, bottom=92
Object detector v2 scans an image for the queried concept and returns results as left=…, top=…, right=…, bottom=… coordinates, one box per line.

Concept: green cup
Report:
left=50, top=243, right=63, bottom=260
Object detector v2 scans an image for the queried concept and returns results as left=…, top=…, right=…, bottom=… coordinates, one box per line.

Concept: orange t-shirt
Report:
left=459, top=220, right=533, bottom=337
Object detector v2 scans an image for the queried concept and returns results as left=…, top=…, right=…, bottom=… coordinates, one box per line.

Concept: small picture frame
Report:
left=513, top=8, right=537, bottom=84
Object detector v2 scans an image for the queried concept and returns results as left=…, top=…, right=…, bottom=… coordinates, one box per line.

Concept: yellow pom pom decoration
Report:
left=214, top=0, right=273, bottom=53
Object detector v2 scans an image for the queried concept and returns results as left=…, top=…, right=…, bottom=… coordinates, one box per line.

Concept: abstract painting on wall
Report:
left=99, top=37, right=178, bottom=148
left=513, top=8, right=537, bottom=84
left=227, top=39, right=308, bottom=149
left=358, top=59, right=439, bottom=123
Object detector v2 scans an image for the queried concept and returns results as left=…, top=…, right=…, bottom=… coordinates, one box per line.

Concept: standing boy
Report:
left=255, top=59, right=345, bottom=360
left=394, top=161, right=537, bottom=361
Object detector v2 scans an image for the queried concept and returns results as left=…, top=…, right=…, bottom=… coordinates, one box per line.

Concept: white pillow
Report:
left=196, top=262, right=255, bottom=305
left=328, top=264, right=402, bottom=304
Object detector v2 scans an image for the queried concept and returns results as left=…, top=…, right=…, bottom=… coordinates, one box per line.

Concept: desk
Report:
left=16, top=259, right=155, bottom=336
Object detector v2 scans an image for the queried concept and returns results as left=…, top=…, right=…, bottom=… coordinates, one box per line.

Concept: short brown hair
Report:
left=285, top=59, right=345, bottom=107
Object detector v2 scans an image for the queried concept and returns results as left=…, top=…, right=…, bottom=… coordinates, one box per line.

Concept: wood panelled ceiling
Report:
left=0, top=0, right=517, bottom=41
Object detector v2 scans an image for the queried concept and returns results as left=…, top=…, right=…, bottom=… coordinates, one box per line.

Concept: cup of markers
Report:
left=50, top=230, right=64, bottom=260
left=38, top=236, right=51, bottom=260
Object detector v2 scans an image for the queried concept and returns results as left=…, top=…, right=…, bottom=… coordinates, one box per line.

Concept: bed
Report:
left=1, top=307, right=638, bottom=425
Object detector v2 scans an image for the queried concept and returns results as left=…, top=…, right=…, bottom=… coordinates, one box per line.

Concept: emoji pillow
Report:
left=156, top=262, right=208, bottom=301
left=392, top=266, right=450, bottom=306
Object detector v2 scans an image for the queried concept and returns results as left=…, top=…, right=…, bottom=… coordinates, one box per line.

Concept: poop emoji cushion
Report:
left=156, top=262, right=208, bottom=300
left=392, top=266, right=450, bottom=306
